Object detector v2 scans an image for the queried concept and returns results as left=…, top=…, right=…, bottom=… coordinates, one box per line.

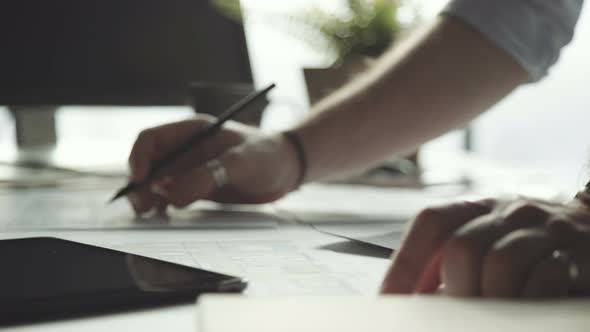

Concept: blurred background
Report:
left=0, top=0, right=588, bottom=193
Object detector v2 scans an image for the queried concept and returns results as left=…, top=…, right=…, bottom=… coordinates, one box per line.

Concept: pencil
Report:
left=108, top=83, right=276, bottom=203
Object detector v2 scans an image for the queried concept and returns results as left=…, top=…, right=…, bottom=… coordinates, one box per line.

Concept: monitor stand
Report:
left=9, top=106, right=58, bottom=164
left=6, top=107, right=124, bottom=175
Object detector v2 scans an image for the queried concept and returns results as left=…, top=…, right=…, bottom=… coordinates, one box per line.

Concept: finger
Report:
left=380, top=200, right=495, bottom=294
left=157, top=135, right=298, bottom=207
left=522, top=253, right=572, bottom=298
left=570, top=254, right=590, bottom=296
left=528, top=220, right=590, bottom=297
left=441, top=201, right=549, bottom=297
left=415, top=251, right=443, bottom=294
left=152, top=148, right=248, bottom=208
left=157, top=165, right=218, bottom=208
left=129, top=129, right=157, bottom=183
left=151, top=176, right=174, bottom=197
left=127, top=177, right=172, bottom=215
left=155, top=199, right=168, bottom=214
left=128, top=119, right=214, bottom=182
left=151, top=180, right=171, bottom=214
left=207, top=137, right=296, bottom=204
left=128, top=189, right=158, bottom=215
left=127, top=118, right=248, bottom=213
left=479, top=228, right=558, bottom=298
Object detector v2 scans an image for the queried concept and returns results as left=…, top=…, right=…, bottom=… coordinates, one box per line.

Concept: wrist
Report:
left=280, top=130, right=308, bottom=191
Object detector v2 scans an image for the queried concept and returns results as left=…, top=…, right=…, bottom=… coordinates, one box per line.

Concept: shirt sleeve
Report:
left=441, top=0, right=584, bottom=81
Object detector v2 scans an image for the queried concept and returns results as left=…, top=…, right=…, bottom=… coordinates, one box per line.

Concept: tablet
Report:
left=0, top=237, right=247, bottom=326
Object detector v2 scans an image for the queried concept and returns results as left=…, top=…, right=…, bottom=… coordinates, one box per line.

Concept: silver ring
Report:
left=206, top=159, right=229, bottom=189
left=552, top=250, right=580, bottom=285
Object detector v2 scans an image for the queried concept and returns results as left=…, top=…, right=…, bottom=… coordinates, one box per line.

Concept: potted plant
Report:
left=275, top=0, right=413, bottom=104
left=214, top=0, right=416, bottom=104
left=214, top=0, right=423, bottom=186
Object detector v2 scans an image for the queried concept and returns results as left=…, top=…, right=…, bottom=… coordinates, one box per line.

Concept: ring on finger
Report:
left=206, top=159, right=229, bottom=189
left=551, top=250, right=580, bottom=286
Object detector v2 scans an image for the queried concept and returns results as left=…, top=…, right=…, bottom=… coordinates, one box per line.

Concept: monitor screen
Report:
left=0, top=0, right=253, bottom=106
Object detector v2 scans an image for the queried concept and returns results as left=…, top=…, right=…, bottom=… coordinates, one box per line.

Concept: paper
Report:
left=277, top=183, right=474, bottom=250
left=277, top=183, right=462, bottom=222
left=198, top=295, right=590, bottom=332
left=104, top=233, right=389, bottom=296
left=312, top=223, right=404, bottom=250
left=0, top=188, right=281, bottom=230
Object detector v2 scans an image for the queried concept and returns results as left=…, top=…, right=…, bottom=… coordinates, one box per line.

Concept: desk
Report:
left=0, top=158, right=574, bottom=331
left=0, top=202, right=393, bottom=331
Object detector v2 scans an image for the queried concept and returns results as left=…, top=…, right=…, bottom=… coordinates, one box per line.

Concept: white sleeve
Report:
left=442, top=0, right=584, bottom=81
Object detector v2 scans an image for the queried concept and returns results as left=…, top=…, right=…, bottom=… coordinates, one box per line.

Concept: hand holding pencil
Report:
left=122, top=84, right=303, bottom=215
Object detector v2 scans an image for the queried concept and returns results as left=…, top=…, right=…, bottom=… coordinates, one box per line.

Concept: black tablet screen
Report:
left=0, top=237, right=246, bottom=325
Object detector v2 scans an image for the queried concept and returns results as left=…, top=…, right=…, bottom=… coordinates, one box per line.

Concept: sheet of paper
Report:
left=0, top=188, right=281, bottom=230
left=277, top=183, right=460, bottom=223
left=100, top=229, right=389, bottom=296
left=312, top=223, right=404, bottom=250
left=0, top=224, right=389, bottom=297
left=0, top=225, right=391, bottom=332
left=199, top=295, right=590, bottom=332
left=276, top=183, right=474, bottom=250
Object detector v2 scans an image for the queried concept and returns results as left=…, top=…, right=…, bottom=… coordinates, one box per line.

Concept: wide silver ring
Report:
left=552, top=250, right=580, bottom=285
left=206, top=159, right=229, bottom=189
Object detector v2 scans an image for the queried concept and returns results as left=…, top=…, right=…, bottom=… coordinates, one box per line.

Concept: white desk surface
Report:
left=1, top=226, right=391, bottom=332
left=198, top=296, right=590, bottom=332
left=0, top=166, right=574, bottom=331
left=0, top=204, right=395, bottom=331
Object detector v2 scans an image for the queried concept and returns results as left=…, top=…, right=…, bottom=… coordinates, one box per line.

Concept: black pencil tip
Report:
left=107, top=190, right=124, bottom=204
left=107, top=195, right=118, bottom=205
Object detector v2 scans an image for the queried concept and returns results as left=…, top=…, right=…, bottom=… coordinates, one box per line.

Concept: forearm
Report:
left=294, top=16, right=529, bottom=182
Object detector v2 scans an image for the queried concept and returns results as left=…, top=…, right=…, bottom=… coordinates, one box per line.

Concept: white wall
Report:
left=472, top=3, right=590, bottom=189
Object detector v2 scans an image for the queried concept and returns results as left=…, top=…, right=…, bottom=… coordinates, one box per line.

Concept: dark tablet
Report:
left=0, top=237, right=247, bottom=326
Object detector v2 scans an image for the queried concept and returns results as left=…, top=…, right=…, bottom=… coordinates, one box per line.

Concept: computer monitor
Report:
left=0, top=0, right=253, bottom=147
